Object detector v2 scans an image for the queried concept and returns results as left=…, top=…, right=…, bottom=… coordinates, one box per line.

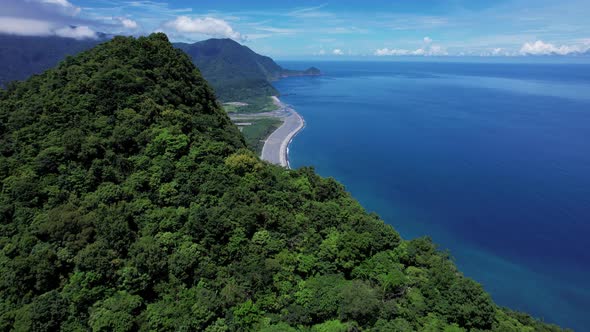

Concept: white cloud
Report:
left=117, top=17, right=138, bottom=29
left=429, top=45, right=447, bottom=55
left=0, top=17, right=96, bottom=39
left=0, top=0, right=98, bottom=39
left=318, top=49, right=326, bottom=55
left=332, top=48, right=344, bottom=55
left=375, top=48, right=413, bottom=56
left=164, top=16, right=243, bottom=40
left=0, top=17, right=54, bottom=36
left=38, top=0, right=81, bottom=16
left=374, top=47, right=448, bottom=56
left=474, top=48, right=517, bottom=57
left=519, top=40, right=590, bottom=55
left=374, top=38, right=448, bottom=56
left=54, top=25, right=97, bottom=39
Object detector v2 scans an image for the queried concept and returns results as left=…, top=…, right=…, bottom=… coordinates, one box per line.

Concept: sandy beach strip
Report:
left=261, top=96, right=305, bottom=168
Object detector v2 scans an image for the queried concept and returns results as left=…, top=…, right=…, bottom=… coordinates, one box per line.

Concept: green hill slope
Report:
left=176, top=38, right=319, bottom=102
left=0, top=34, right=566, bottom=331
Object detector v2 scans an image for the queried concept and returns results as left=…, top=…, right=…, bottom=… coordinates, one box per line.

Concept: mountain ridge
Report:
left=0, top=34, right=320, bottom=103
left=175, top=38, right=320, bottom=101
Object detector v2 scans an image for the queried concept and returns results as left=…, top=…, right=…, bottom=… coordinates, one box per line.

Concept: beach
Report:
left=260, top=96, right=305, bottom=168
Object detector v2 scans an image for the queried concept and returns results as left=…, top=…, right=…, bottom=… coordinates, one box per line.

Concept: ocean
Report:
left=275, top=60, right=590, bottom=331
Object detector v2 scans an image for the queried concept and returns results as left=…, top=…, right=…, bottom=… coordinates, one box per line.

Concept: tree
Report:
left=12, top=291, right=68, bottom=331
left=89, top=291, right=142, bottom=332
left=340, top=280, right=380, bottom=326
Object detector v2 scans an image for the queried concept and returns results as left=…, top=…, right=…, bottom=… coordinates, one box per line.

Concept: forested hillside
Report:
left=176, top=38, right=319, bottom=102
left=0, top=35, right=318, bottom=105
left=0, top=34, right=566, bottom=331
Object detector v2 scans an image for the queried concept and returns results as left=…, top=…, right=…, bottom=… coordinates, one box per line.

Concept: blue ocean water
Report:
left=274, top=60, right=590, bottom=331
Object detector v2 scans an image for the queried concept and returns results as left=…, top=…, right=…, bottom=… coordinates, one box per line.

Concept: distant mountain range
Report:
left=0, top=34, right=103, bottom=87
left=0, top=34, right=320, bottom=102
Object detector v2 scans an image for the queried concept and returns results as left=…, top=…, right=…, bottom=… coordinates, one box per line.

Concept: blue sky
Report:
left=1, top=0, right=589, bottom=58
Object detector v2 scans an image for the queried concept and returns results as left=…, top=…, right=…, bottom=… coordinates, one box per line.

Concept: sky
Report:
left=1, top=0, right=590, bottom=59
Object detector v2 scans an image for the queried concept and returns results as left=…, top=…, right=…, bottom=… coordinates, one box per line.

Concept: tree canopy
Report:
left=0, top=33, right=567, bottom=331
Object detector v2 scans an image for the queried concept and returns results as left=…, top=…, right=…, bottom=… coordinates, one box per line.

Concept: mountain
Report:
left=175, top=38, right=320, bottom=102
left=0, top=35, right=320, bottom=104
left=0, top=34, right=104, bottom=87
left=0, top=34, right=566, bottom=331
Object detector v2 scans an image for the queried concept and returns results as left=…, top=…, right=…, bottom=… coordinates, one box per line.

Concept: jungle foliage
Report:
left=0, top=34, right=566, bottom=332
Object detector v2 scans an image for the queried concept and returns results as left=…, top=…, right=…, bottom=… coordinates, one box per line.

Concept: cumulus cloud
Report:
left=0, top=0, right=98, bottom=39
left=374, top=48, right=415, bottom=56
left=54, top=25, right=97, bottom=39
left=492, top=48, right=503, bottom=55
left=374, top=38, right=448, bottom=56
left=429, top=45, right=446, bottom=55
left=332, top=48, right=344, bottom=55
left=164, top=16, right=243, bottom=40
left=520, top=40, right=590, bottom=55
left=117, top=17, right=138, bottom=29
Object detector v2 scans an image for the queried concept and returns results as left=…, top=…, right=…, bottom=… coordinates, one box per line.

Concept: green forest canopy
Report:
left=0, top=34, right=569, bottom=331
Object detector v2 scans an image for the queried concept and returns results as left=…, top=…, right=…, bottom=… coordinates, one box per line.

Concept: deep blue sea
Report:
left=275, top=60, right=590, bottom=331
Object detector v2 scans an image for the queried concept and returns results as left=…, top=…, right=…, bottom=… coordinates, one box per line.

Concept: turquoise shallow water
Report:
left=275, top=61, right=590, bottom=331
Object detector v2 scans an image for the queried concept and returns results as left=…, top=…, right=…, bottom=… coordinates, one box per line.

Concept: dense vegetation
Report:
left=176, top=38, right=320, bottom=102
left=0, top=34, right=567, bottom=331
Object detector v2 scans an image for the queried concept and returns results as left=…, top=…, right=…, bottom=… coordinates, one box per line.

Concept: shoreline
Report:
left=283, top=101, right=306, bottom=169
left=260, top=96, right=305, bottom=168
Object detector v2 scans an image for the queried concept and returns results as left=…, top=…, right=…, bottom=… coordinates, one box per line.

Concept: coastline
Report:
left=260, top=96, right=305, bottom=168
